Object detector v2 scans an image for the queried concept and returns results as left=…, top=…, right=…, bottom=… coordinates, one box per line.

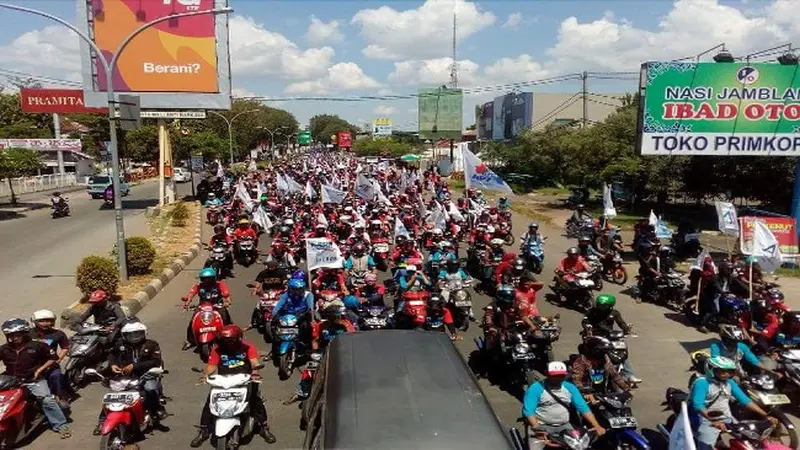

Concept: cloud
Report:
left=229, top=15, right=335, bottom=80
left=306, top=15, right=345, bottom=44
left=503, top=13, right=522, bottom=29
left=0, top=25, right=81, bottom=80
left=374, top=105, right=396, bottom=115
left=351, top=0, right=495, bottom=60
left=232, top=87, right=258, bottom=98
left=285, top=62, right=381, bottom=94
left=388, top=58, right=482, bottom=86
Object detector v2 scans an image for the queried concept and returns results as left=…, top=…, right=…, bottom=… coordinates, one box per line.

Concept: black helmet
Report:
left=213, top=224, right=225, bottom=234
left=576, top=204, right=585, bottom=210
left=495, top=285, right=515, bottom=304
left=446, top=258, right=460, bottom=271
left=578, top=236, right=591, bottom=245
left=567, top=247, right=580, bottom=256
left=1, top=318, right=30, bottom=335
left=513, top=258, right=525, bottom=272
left=583, top=336, right=612, bottom=359
left=660, top=246, right=674, bottom=255
left=429, top=294, right=444, bottom=308
left=750, top=299, right=768, bottom=323
left=528, top=222, right=539, bottom=229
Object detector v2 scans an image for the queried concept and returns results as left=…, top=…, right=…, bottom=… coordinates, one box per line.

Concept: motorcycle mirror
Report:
left=84, top=368, right=102, bottom=378
left=190, top=367, right=203, bottom=373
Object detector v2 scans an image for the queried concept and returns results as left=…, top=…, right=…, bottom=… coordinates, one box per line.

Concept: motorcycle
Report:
left=0, top=375, right=60, bottom=448
left=683, top=292, right=749, bottom=330
left=357, top=305, right=393, bottom=331
left=206, top=206, right=221, bottom=225
left=274, top=314, right=306, bottom=380
left=316, top=289, right=343, bottom=312
left=399, top=290, right=430, bottom=329
left=566, top=217, right=594, bottom=239
left=583, top=326, right=635, bottom=386
left=639, top=271, right=686, bottom=310
left=504, top=318, right=561, bottom=388
left=51, top=197, right=70, bottom=219
left=523, top=240, right=545, bottom=274
left=510, top=421, right=596, bottom=450
left=588, top=390, right=650, bottom=450
left=251, top=289, right=282, bottom=344
left=64, top=322, right=112, bottom=388
left=186, top=302, right=225, bottom=363
left=670, top=228, right=702, bottom=258
left=441, top=278, right=473, bottom=331
left=85, top=367, right=166, bottom=450
left=585, top=255, right=604, bottom=291
left=552, top=272, right=595, bottom=312
left=602, top=251, right=627, bottom=285
left=235, top=238, right=257, bottom=267
left=204, top=244, right=231, bottom=279
left=371, top=238, right=391, bottom=272
left=495, top=222, right=515, bottom=246
left=202, top=371, right=264, bottom=450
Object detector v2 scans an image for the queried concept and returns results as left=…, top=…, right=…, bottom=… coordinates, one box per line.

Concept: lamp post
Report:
left=0, top=2, right=233, bottom=281
left=285, top=133, right=297, bottom=154
left=209, top=109, right=260, bottom=165
left=257, top=126, right=288, bottom=158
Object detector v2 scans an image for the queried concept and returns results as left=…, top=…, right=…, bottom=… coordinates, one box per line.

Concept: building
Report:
left=530, top=92, right=627, bottom=131
left=0, top=138, right=96, bottom=176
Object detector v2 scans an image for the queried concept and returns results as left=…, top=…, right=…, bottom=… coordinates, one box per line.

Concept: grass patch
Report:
left=777, top=266, right=800, bottom=279
left=586, top=205, right=679, bottom=231
left=534, top=186, right=571, bottom=197
left=511, top=203, right=554, bottom=226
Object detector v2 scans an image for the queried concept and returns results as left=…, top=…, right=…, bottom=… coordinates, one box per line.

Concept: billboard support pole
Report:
left=581, top=71, right=588, bottom=128
left=0, top=3, right=234, bottom=282
left=449, top=139, right=454, bottom=163
left=791, top=160, right=800, bottom=240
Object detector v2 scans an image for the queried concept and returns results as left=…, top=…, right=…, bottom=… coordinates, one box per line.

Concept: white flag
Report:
left=668, top=401, right=696, bottom=450
left=462, top=147, right=513, bottom=194
left=373, top=180, right=392, bottom=206
left=603, top=184, right=617, bottom=219
left=252, top=207, right=273, bottom=231
left=305, top=181, right=316, bottom=200
left=431, top=203, right=447, bottom=230
left=649, top=210, right=658, bottom=226
left=321, top=184, right=347, bottom=204
left=355, top=173, right=375, bottom=201
left=235, top=181, right=253, bottom=211
left=247, top=160, right=257, bottom=172
left=276, top=173, right=289, bottom=192
left=317, top=213, right=329, bottom=227
left=693, top=250, right=717, bottom=272
left=752, top=219, right=783, bottom=273
left=393, top=217, right=409, bottom=243
left=448, top=201, right=465, bottom=222
left=306, top=237, right=345, bottom=271
left=714, top=201, right=739, bottom=237
left=216, top=160, right=224, bottom=178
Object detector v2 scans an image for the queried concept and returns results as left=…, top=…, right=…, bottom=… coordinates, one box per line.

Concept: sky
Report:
left=1, top=0, right=799, bottom=131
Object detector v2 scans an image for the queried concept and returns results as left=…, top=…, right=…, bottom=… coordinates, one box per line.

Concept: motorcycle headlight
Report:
left=563, top=432, right=591, bottom=449
left=749, top=374, right=775, bottom=391
left=454, top=290, right=468, bottom=301
left=200, top=311, right=215, bottom=325
left=279, top=316, right=298, bottom=327
left=514, top=343, right=530, bottom=354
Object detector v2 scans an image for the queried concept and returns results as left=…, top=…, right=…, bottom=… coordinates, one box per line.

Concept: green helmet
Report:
left=199, top=267, right=217, bottom=280
left=260, top=195, right=268, bottom=202
left=596, top=294, right=616, bottom=308
left=705, top=355, right=736, bottom=378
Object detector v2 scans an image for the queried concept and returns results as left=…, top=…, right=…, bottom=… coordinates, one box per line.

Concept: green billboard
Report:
left=297, top=130, right=311, bottom=145
left=418, top=88, right=463, bottom=140
left=639, top=62, right=800, bottom=156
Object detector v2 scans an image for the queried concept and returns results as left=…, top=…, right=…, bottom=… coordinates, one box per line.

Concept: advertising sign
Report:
left=492, top=95, right=505, bottom=140
left=20, top=89, right=108, bottom=114
left=740, top=216, right=799, bottom=256
left=337, top=131, right=353, bottom=148
left=298, top=131, right=312, bottom=145
left=78, top=0, right=232, bottom=110
left=639, top=62, right=800, bottom=156
left=373, top=118, right=392, bottom=137
left=479, top=101, right=493, bottom=140
left=0, top=139, right=82, bottom=151
left=418, top=88, right=463, bottom=140
left=504, top=92, right=533, bottom=139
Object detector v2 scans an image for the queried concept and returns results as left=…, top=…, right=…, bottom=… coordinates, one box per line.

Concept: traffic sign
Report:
left=298, top=130, right=312, bottom=145
left=373, top=118, right=392, bottom=137
left=190, top=155, right=204, bottom=171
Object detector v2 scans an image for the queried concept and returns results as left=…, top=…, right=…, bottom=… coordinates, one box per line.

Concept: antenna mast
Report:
left=449, top=4, right=458, bottom=88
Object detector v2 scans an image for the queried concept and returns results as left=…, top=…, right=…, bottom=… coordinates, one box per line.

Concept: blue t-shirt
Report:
left=204, top=198, right=222, bottom=207
left=273, top=291, right=314, bottom=316
left=344, top=256, right=375, bottom=270
left=522, top=381, right=590, bottom=424
left=709, top=341, right=760, bottom=367
left=689, top=376, right=751, bottom=412
left=438, top=269, right=468, bottom=281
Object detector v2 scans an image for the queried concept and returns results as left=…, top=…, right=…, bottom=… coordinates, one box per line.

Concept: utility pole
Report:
left=448, top=2, right=458, bottom=163
left=581, top=71, right=588, bottom=128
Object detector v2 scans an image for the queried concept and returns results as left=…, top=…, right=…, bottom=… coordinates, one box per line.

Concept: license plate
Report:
left=608, top=416, right=637, bottom=429
left=365, top=318, right=386, bottom=326
left=578, top=279, right=594, bottom=287
left=455, top=300, right=472, bottom=307
left=374, top=244, right=389, bottom=252
left=612, top=341, right=627, bottom=349
left=513, top=353, right=535, bottom=360
left=103, top=393, right=131, bottom=404
left=199, top=326, right=217, bottom=333
left=762, top=393, right=790, bottom=405
left=307, top=361, right=319, bottom=369
left=279, top=327, right=298, bottom=333
left=213, top=392, right=244, bottom=401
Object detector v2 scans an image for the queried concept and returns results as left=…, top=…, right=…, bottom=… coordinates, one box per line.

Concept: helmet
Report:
left=31, top=310, right=56, bottom=323
left=365, top=273, right=378, bottom=284
left=352, top=243, right=366, bottom=255
left=595, top=294, right=616, bottom=308
left=496, top=285, right=515, bottom=305
left=583, top=336, right=612, bottom=359
left=283, top=219, right=295, bottom=226
left=121, top=321, right=147, bottom=345
left=2, top=318, right=30, bottom=335
left=217, top=325, right=244, bottom=349
left=432, top=228, right=443, bottom=236
left=238, top=218, right=250, bottom=225
left=486, top=225, right=496, bottom=234
left=429, top=294, right=444, bottom=308
left=660, top=246, right=674, bottom=255
left=89, top=289, right=109, bottom=303
left=578, top=236, right=591, bottom=245
left=577, top=204, right=585, bottom=209
left=323, top=304, right=346, bottom=320
left=208, top=193, right=216, bottom=200
left=288, top=278, right=306, bottom=290
left=199, top=267, right=217, bottom=281
left=719, top=324, right=744, bottom=344
left=705, top=355, right=737, bottom=379
left=547, top=361, right=568, bottom=376
left=315, top=223, right=327, bottom=230
left=528, top=222, right=539, bottom=229
left=566, top=247, right=580, bottom=256
left=513, top=258, right=525, bottom=271
left=750, top=298, right=768, bottom=322
left=490, top=238, right=504, bottom=246
left=446, top=258, right=460, bottom=271
left=213, top=224, right=225, bottom=234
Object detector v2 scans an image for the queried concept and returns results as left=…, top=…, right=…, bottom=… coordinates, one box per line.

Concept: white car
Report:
left=172, top=167, right=190, bottom=183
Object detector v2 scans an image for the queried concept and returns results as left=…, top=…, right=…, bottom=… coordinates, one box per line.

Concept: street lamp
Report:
left=285, top=133, right=298, bottom=154
left=209, top=109, right=260, bottom=165
left=0, top=2, right=234, bottom=281
left=257, top=125, right=288, bottom=158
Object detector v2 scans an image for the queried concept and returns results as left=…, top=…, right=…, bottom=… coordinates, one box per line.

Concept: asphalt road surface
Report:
left=0, top=180, right=194, bottom=321
left=27, top=202, right=798, bottom=450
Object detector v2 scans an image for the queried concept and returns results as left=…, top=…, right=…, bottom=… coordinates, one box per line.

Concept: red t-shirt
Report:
left=515, top=288, right=539, bottom=317
left=208, top=340, right=259, bottom=375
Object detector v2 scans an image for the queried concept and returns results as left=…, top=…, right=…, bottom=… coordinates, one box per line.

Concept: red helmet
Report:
left=88, top=290, right=109, bottom=303
left=218, top=325, right=243, bottom=341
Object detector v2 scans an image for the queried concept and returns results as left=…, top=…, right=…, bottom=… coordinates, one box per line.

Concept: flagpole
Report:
left=749, top=260, right=754, bottom=301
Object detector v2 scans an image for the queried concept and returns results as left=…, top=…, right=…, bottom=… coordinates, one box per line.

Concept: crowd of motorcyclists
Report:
left=5, top=149, right=800, bottom=450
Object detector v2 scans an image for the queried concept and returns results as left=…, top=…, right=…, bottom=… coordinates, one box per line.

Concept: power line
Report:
left=0, top=68, right=82, bottom=87
left=530, top=93, right=582, bottom=129
left=587, top=98, right=624, bottom=109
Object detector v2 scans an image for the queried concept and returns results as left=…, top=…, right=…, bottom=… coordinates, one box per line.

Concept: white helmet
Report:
left=31, top=310, right=57, bottom=322
left=121, top=321, right=147, bottom=344
left=490, top=238, right=505, bottom=246
left=283, top=219, right=295, bottom=226
left=486, top=225, right=496, bottom=233
left=432, top=228, right=443, bottom=236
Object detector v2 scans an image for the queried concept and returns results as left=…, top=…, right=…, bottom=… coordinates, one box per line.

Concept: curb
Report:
left=61, top=203, right=203, bottom=327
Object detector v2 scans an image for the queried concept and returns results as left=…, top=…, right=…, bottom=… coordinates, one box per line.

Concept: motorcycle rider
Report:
left=569, top=336, right=631, bottom=399
left=30, top=310, right=72, bottom=409
left=0, top=318, right=71, bottom=438
left=181, top=268, right=232, bottom=350
left=689, top=356, right=776, bottom=450
left=313, top=267, right=350, bottom=296
left=522, top=361, right=606, bottom=447
left=742, top=299, right=781, bottom=353
left=344, top=243, right=376, bottom=285
left=51, top=191, right=68, bottom=215
left=272, top=279, right=318, bottom=344
left=354, top=273, right=386, bottom=307
left=709, top=324, right=778, bottom=378
left=636, top=242, right=660, bottom=302
left=482, top=285, right=527, bottom=358
left=232, top=218, right=258, bottom=258
left=483, top=238, right=506, bottom=290
left=566, top=204, right=592, bottom=227
left=93, top=322, right=166, bottom=435
left=191, top=325, right=277, bottom=447
left=204, top=192, right=222, bottom=207
left=427, top=294, right=458, bottom=340
left=77, top=289, right=127, bottom=345
left=520, top=222, right=544, bottom=249
left=266, top=241, right=297, bottom=270
left=311, top=304, right=356, bottom=352
left=253, top=259, right=288, bottom=296
left=577, top=235, right=604, bottom=260
left=554, top=247, right=591, bottom=288
left=514, top=272, right=545, bottom=320
left=207, top=224, right=235, bottom=277
left=583, top=294, right=642, bottom=384
left=438, top=258, right=474, bottom=320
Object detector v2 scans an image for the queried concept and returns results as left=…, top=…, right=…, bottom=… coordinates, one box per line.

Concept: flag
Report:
left=448, top=201, right=465, bottom=222
left=431, top=203, right=447, bottom=230
left=306, top=237, right=344, bottom=271
left=714, top=201, right=739, bottom=237
left=285, top=175, right=304, bottom=193
left=603, top=184, right=617, bottom=219
left=305, top=181, right=316, bottom=200
left=649, top=210, right=658, bottom=227
left=656, top=219, right=673, bottom=239
left=752, top=219, right=783, bottom=273
left=373, top=180, right=392, bottom=205
left=393, top=217, right=409, bottom=243
left=462, top=147, right=513, bottom=194
left=317, top=213, right=329, bottom=227
left=216, top=160, right=224, bottom=178
left=668, top=401, right=696, bottom=450
left=276, top=173, right=289, bottom=192
left=235, top=181, right=253, bottom=212
left=252, top=207, right=273, bottom=231
left=355, top=173, right=375, bottom=201
left=693, top=250, right=717, bottom=272
left=321, top=184, right=347, bottom=204
left=247, top=160, right=257, bottom=172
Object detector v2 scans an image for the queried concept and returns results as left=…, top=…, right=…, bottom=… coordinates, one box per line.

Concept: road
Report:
left=27, top=201, right=796, bottom=449
left=0, top=180, right=194, bottom=321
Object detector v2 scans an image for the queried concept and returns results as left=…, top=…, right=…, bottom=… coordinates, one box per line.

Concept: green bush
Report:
left=76, top=255, right=119, bottom=297
left=125, top=236, right=156, bottom=275
left=171, top=201, right=190, bottom=227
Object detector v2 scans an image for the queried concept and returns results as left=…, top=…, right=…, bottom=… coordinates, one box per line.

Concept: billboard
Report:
left=20, top=89, right=108, bottom=114
left=373, top=118, right=392, bottom=137
left=639, top=62, right=800, bottom=156
left=418, top=88, right=463, bottom=140
left=78, top=0, right=232, bottom=110
left=503, top=92, right=533, bottom=139
left=337, top=131, right=352, bottom=148
left=0, top=139, right=83, bottom=151
left=479, top=101, right=493, bottom=140
left=492, top=95, right=505, bottom=140
left=740, top=216, right=799, bottom=256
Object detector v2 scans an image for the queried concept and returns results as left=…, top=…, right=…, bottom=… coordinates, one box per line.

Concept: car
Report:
left=172, top=167, right=190, bottom=183
left=86, top=174, right=130, bottom=199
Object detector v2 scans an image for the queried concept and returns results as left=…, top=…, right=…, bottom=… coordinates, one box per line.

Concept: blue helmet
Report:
left=288, top=279, right=306, bottom=290
left=199, top=267, right=217, bottom=280
left=495, top=285, right=515, bottom=305
left=291, top=270, right=306, bottom=282
left=343, top=295, right=361, bottom=310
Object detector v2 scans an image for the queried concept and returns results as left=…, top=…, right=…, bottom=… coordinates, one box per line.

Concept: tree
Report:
left=309, top=114, right=357, bottom=144
left=0, top=92, right=53, bottom=138
left=124, top=125, right=159, bottom=163
left=0, top=147, right=43, bottom=205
